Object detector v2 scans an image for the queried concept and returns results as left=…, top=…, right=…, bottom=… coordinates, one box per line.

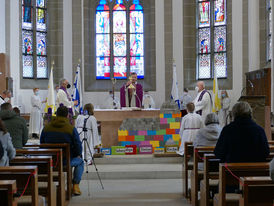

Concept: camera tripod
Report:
left=80, top=122, right=104, bottom=196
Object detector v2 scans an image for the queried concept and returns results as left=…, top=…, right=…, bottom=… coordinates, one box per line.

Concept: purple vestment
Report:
left=120, top=83, right=143, bottom=108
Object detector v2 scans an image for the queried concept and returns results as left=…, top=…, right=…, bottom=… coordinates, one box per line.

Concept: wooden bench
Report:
left=239, top=176, right=274, bottom=206
left=183, top=142, right=193, bottom=198
left=10, top=156, right=56, bottom=206
left=213, top=162, right=270, bottom=206
left=191, top=146, right=215, bottom=206
left=0, top=180, right=17, bottom=206
left=16, top=149, right=65, bottom=206
left=0, top=166, right=38, bottom=206
left=25, top=143, right=72, bottom=200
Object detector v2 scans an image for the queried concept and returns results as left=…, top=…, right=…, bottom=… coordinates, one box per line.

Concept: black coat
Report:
left=214, top=117, right=269, bottom=163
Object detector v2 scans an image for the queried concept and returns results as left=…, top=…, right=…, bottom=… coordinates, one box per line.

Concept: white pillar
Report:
left=271, top=0, right=274, bottom=112
left=0, top=0, right=5, bottom=53
left=248, top=0, right=260, bottom=72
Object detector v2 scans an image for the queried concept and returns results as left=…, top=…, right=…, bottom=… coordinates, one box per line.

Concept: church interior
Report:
left=0, top=0, right=274, bottom=205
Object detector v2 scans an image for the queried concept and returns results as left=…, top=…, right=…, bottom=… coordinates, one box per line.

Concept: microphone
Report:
left=247, top=79, right=254, bottom=88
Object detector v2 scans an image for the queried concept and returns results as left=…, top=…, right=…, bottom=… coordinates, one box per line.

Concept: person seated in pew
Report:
left=270, top=158, right=274, bottom=180
left=177, top=102, right=204, bottom=156
left=0, top=103, right=28, bottom=149
left=214, top=101, right=270, bottom=163
left=40, top=106, right=84, bottom=196
left=0, top=119, right=16, bottom=166
left=194, top=113, right=221, bottom=148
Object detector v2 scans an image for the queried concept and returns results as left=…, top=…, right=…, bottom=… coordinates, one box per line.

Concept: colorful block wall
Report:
left=118, top=113, right=181, bottom=154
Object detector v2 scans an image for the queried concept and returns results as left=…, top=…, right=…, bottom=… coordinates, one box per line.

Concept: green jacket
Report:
left=0, top=110, right=28, bottom=148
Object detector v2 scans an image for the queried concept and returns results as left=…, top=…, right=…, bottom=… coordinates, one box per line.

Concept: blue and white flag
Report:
left=72, top=64, right=83, bottom=114
left=171, top=61, right=180, bottom=109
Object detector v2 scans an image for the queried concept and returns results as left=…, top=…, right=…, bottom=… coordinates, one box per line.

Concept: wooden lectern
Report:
left=241, top=68, right=271, bottom=140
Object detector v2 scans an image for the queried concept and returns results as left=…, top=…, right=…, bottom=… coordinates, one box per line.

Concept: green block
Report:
left=111, top=146, right=126, bottom=155
left=156, top=129, right=166, bottom=135
left=134, top=135, right=145, bottom=141
left=167, top=118, right=176, bottom=123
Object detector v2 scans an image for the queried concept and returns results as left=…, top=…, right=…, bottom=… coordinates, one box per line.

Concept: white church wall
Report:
left=0, top=0, right=5, bottom=53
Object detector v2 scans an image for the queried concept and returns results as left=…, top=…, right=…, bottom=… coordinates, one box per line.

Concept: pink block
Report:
left=140, top=141, right=150, bottom=145
left=160, top=118, right=168, bottom=124
left=138, top=130, right=147, bottom=136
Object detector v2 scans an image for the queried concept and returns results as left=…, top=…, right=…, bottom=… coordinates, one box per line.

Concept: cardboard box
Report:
left=125, top=145, right=137, bottom=155
left=139, top=145, right=153, bottom=154
left=154, top=147, right=165, bottom=154
left=101, top=148, right=111, bottom=155
left=111, top=146, right=126, bottom=155
left=165, top=145, right=179, bottom=154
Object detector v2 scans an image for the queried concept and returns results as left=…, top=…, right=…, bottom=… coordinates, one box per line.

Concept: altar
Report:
left=94, top=109, right=161, bottom=148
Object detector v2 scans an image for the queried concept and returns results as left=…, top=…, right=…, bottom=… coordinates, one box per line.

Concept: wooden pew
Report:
left=239, top=176, right=274, bottom=206
left=0, top=166, right=38, bottom=206
left=25, top=143, right=72, bottom=200
left=10, top=156, right=56, bottom=206
left=200, top=153, right=220, bottom=206
left=183, top=142, right=194, bottom=198
left=16, top=148, right=65, bottom=206
left=191, top=146, right=215, bottom=206
left=0, top=180, right=17, bottom=206
left=213, top=162, right=270, bottom=206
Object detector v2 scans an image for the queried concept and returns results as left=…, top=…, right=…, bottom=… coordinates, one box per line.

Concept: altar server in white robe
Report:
left=177, top=103, right=204, bottom=156
left=56, top=78, right=78, bottom=108
left=76, top=103, right=101, bottom=164
left=219, top=90, right=231, bottom=127
left=29, top=88, right=46, bottom=138
left=193, top=81, right=212, bottom=121
left=142, top=91, right=155, bottom=109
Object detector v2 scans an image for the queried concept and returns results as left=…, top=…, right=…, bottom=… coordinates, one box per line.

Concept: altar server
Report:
left=193, top=81, right=212, bottom=121
left=177, top=103, right=204, bottom=156
left=29, top=88, right=46, bottom=138
left=76, top=103, right=101, bottom=164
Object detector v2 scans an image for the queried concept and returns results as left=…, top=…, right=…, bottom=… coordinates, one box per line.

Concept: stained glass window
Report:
left=267, top=0, right=272, bottom=62
left=197, top=0, right=227, bottom=79
left=22, top=0, right=48, bottom=79
left=95, top=0, right=144, bottom=80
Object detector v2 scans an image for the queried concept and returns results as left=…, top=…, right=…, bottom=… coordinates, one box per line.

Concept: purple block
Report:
left=139, top=145, right=153, bottom=154
left=131, top=141, right=141, bottom=146
left=138, top=130, right=147, bottom=136
left=160, top=118, right=168, bottom=124
left=175, top=129, right=180, bottom=134
left=128, top=130, right=138, bottom=136
left=140, top=141, right=150, bottom=145
left=145, top=136, right=154, bottom=141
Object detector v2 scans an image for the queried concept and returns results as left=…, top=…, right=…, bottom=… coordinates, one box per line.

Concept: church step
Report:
left=94, top=155, right=183, bottom=165
left=82, top=163, right=182, bottom=180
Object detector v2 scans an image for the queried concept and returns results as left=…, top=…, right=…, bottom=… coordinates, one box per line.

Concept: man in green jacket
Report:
left=0, top=103, right=28, bottom=148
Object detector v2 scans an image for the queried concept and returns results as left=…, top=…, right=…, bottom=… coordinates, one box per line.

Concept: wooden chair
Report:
left=239, top=176, right=274, bottom=206
left=213, top=162, right=270, bottom=206
left=191, top=146, right=215, bottom=206
left=16, top=148, right=65, bottom=206
left=25, top=143, right=72, bottom=200
left=200, top=153, right=220, bottom=206
left=10, top=156, right=56, bottom=206
left=182, top=142, right=193, bottom=198
left=0, top=166, right=38, bottom=206
left=0, top=180, right=17, bottom=206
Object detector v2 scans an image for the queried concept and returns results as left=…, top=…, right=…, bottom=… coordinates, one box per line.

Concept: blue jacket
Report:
left=40, top=116, right=82, bottom=158
left=214, top=117, right=269, bottom=163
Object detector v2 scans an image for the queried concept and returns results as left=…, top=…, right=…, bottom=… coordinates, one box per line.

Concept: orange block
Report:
left=118, top=136, right=126, bottom=142
left=126, top=136, right=135, bottom=141
left=166, top=128, right=176, bottom=135
left=172, top=113, right=181, bottom=118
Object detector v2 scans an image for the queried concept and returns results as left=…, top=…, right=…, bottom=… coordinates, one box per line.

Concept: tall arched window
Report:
left=96, top=0, right=144, bottom=80
left=267, top=0, right=272, bottom=62
left=22, top=0, right=48, bottom=79
left=197, top=0, right=227, bottom=79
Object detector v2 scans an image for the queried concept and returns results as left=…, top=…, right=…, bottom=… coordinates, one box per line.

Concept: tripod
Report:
left=80, top=120, right=104, bottom=196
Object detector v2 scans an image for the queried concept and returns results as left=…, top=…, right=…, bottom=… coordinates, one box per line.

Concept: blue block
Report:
left=164, top=134, right=173, bottom=141
left=163, top=114, right=172, bottom=118
left=147, top=130, right=157, bottom=135
left=120, top=141, right=131, bottom=146
left=128, top=130, right=138, bottom=136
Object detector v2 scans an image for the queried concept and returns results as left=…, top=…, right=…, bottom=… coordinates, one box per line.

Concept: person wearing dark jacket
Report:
left=40, top=106, right=84, bottom=195
left=214, top=101, right=269, bottom=163
left=0, top=103, right=28, bottom=148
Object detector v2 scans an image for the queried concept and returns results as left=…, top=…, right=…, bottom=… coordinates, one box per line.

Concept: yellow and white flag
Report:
left=44, top=64, right=56, bottom=114
left=212, top=69, right=221, bottom=112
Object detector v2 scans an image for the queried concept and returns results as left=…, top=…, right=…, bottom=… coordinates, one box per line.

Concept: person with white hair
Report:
left=0, top=90, right=12, bottom=106
left=56, top=79, right=78, bottom=108
left=193, top=81, right=212, bottom=121
left=194, top=113, right=221, bottom=148
left=214, top=101, right=269, bottom=163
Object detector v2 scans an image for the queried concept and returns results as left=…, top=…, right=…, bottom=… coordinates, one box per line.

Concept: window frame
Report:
left=196, top=0, right=227, bottom=80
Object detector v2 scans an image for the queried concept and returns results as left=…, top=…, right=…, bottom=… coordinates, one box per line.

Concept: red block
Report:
left=125, top=145, right=137, bottom=155
left=154, top=135, right=164, bottom=141
left=166, top=129, right=176, bottom=135
left=126, top=136, right=135, bottom=141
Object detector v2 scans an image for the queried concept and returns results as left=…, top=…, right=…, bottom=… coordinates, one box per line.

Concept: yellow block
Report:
left=150, top=141, right=160, bottom=148
left=159, top=113, right=164, bottom=118
left=172, top=134, right=181, bottom=141
left=118, top=130, right=128, bottom=136
left=170, top=122, right=181, bottom=129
